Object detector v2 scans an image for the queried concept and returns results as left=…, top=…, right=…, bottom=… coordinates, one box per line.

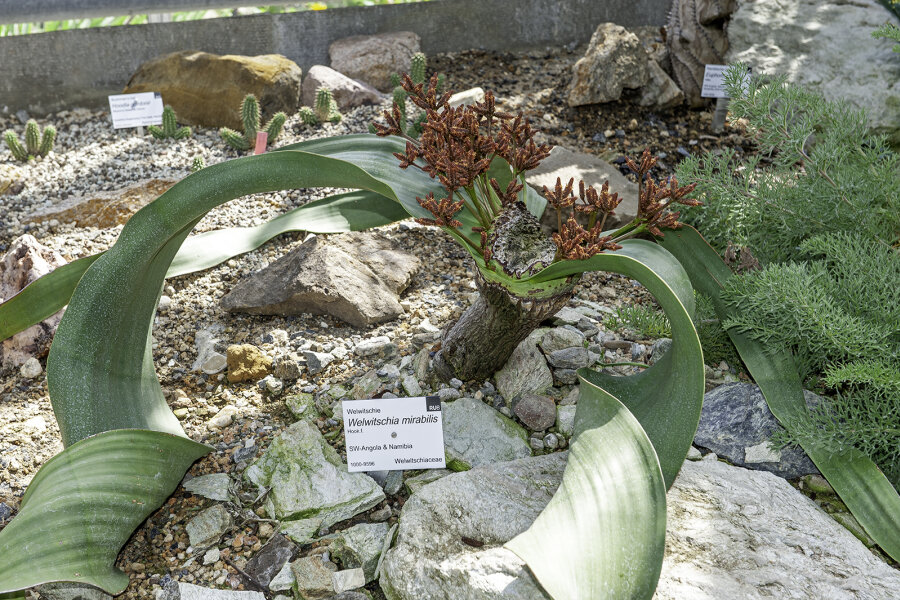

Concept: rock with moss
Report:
left=244, top=420, right=385, bottom=528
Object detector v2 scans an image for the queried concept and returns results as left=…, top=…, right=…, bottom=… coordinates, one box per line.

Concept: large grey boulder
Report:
left=301, top=65, right=384, bottom=110
left=694, top=383, right=819, bottom=479
left=728, top=0, right=900, bottom=145
left=442, top=398, right=530, bottom=471
left=380, top=453, right=900, bottom=600
left=0, top=235, right=66, bottom=371
left=221, top=232, right=420, bottom=328
left=244, top=420, right=385, bottom=529
left=567, top=23, right=649, bottom=106
left=525, top=146, right=639, bottom=231
left=329, top=32, right=421, bottom=92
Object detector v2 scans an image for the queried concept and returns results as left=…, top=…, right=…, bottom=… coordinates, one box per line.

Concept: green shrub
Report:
left=677, top=65, right=900, bottom=489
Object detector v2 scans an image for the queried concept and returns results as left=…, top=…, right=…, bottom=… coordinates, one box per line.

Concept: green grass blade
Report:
left=506, top=239, right=704, bottom=599
left=659, top=226, right=900, bottom=561
left=0, top=430, right=210, bottom=595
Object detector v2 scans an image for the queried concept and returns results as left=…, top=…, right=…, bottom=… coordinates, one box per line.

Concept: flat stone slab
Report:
left=380, top=453, right=900, bottom=599
left=442, top=397, right=530, bottom=471
left=525, top=146, right=638, bottom=229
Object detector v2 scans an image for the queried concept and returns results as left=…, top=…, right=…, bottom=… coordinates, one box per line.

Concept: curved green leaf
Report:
left=659, top=226, right=900, bottom=561
left=0, top=430, right=210, bottom=595
left=0, top=254, right=100, bottom=342
left=0, top=189, right=410, bottom=343
left=506, top=239, right=704, bottom=599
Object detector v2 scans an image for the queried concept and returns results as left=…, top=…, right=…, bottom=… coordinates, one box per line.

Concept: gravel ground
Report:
left=0, top=44, right=752, bottom=599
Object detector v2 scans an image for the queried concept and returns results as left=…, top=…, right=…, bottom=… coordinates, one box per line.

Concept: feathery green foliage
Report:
left=149, top=105, right=192, bottom=140
left=219, top=94, right=286, bottom=152
left=677, top=64, right=900, bottom=490
left=4, top=120, right=55, bottom=161
left=604, top=304, right=671, bottom=340
left=873, top=21, right=900, bottom=52
left=676, top=65, right=900, bottom=264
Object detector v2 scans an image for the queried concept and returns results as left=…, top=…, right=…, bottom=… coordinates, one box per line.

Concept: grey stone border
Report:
left=1, top=0, right=669, bottom=115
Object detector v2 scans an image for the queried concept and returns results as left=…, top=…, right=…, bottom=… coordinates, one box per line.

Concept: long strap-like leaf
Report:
left=659, top=226, right=900, bottom=562
left=506, top=239, right=705, bottom=600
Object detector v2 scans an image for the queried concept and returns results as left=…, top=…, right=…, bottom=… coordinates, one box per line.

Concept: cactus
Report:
left=385, top=53, right=446, bottom=139
left=315, top=87, right=342, bottom=124
left=219, top=94, right=285, bottom=152
left=410, top=52, right=427, bottom=85
left=299, top=107, right=318, bottom=125
left=190, top=155, right=205, bottom=173
left=4, top=120, right=55, bottom=161
left=149, top=106, right=191, bottom=140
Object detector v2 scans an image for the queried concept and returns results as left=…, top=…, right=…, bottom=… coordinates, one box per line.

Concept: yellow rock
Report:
left=226, top=343, right=272, bottom=383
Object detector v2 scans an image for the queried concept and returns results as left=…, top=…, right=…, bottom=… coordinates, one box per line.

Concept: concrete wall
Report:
left=0, top=0, right=670, bottom=115
left=1, top=1, right=297, bottom=22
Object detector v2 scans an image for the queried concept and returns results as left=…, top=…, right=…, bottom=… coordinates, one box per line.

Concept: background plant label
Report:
left=342, top=396, right=445, bottom=472
left=701, top=65, right=751, bottom=99
left=108, top=92, right=163, bottom=129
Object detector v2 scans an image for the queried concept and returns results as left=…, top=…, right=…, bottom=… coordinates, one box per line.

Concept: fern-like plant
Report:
left=4, top=119, right=56, bottom=161
left=148, top=105, right=191, bottom=140
left=219, top=94, right=286, bottom=152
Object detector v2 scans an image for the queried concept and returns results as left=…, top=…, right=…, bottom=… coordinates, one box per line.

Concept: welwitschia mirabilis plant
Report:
left=0, top=100, right=703, bottom=599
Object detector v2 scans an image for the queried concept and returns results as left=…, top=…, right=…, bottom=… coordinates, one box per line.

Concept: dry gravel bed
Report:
left=0, top=44, right=751, bottom=599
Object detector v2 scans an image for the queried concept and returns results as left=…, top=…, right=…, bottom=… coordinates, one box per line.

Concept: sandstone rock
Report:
left=27, top=179, right=175, bottom=229
left=442, top=398, right=530, bottom=471
left=728, top=0, right=900, bottom=145
left=221, top=232, right=420, bottom=328
left=639, top=60, right=684, bottom=110
left=291, top=555, right=338, bottom=600
left=301, top=65, right=384, bottom=110
left=567, top=23, right=650, bottom=106
left=380, top=453, right=900, bottom=599
left=495, top=329, right=553, bottom=402
left=0, top=234, right=67, bottom=371
left=226, top=344, right=272, bottom=383
left=526, top=146, right=639, bottom=231
left=123, top=50, right=302, bottom=129
left=244, top=420, right=385, bottom=528
left=667, top=0, right=736, bottom=107
left=694, top=383, right=819, bottom=479
left=329, top=32, right=421, bottom=92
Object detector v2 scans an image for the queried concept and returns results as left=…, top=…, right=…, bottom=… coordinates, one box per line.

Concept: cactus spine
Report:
left=220, top=94, right=285, bottom=152
left=315, top=87, right=342, bottom=123
left=410, top=52, right=427, bottom=85
left=4, top=120, right=55, bottom=161
left=149, top=106, right=191, bottom=140
left=299, top=107, right=318, bottom=125
left=190, top=155, right=205, bottom=173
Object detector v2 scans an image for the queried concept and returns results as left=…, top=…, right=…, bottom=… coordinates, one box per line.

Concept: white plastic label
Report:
left=343, top=396, right=445, bottom=472
left=108, top=92, right=164, bottom=129
left=701, top=65, right=751, bottom=99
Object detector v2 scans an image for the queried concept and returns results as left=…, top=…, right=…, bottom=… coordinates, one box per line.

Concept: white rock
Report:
left=178, top=583, right=263, bottom=599
left=448, top=87, right=485, bottom=108
left=728, top=0, right=900, bottom=145
left=203, top=547, right=220, bottom=565
left=22, top=415, right=47, bottom=431
left=380, top=454, right=900, bottom=599
left=19, top=357, right=42, bottom=379
left=206, top=405, right=238, bottom=429
left=332, top=568, right=366, bottom=594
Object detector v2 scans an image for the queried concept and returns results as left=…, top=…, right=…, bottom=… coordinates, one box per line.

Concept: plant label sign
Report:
left=108, top=92, right=164, bottom=129
left=342, top=396, right=445, bottom=472
left=701, top=65, right=751, bottom=99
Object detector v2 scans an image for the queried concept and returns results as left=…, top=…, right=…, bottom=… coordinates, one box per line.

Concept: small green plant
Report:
left=219, top=94, right=286, bottom=152
left=873, top=21, right=900, bottom=52
left=190, top=155, right=205, bottom=173
left=148, top=105, right=191, bottom=140
left=604, top=304, right=672, bottom=339
left=4, top=119, right=56, bottom=161
left=299, top=86, right=342, bottom=125
left=374, top=52, right=446, bottom=138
